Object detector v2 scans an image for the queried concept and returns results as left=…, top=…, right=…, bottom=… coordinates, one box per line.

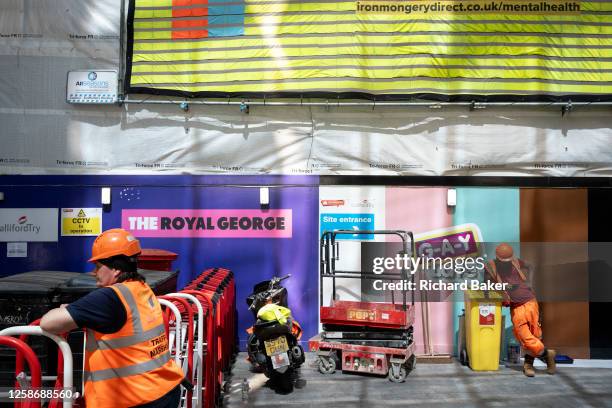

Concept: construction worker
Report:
left=485, top=243, right=556, bottom=377
left=40, top=228, right=185, bottom=407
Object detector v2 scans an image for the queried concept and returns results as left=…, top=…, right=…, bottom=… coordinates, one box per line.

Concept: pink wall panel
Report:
left=386, top=187, right=454, bottom=355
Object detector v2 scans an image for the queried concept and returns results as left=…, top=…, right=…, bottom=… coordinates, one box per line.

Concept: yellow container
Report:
left=464, top=290, right=503, bottom=371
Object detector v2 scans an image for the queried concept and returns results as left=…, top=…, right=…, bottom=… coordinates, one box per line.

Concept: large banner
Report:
left=126, top=0, right=612, bottom=100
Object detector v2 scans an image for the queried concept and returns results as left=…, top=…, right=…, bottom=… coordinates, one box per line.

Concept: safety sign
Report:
left=61, top=208, right=102, bottom=236
left=7, top=242, right=27, bottom=258
left=479, top=304, right=496, bottom=326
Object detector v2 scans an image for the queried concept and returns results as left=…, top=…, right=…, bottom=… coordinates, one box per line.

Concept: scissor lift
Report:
left=309, top=230, right=417, bottom=382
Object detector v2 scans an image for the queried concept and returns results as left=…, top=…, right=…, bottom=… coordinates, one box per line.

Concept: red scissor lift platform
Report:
left=309, top=230, right=416, bottom=382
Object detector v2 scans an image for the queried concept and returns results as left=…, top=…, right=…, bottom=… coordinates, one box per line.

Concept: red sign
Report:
left=479, top=304, right=495, bottom=326
left=321, top=200, right=345, bottom=207
left=348, top=309, right=376, bottom=321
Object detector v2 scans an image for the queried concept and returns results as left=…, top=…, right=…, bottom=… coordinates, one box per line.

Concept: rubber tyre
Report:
left=460, top=349, right=469, bottom=366
left=405, top=355, right=416, bottom=373
left=388, top=364, right=408, bottom=383
left=317, top=355, right=337, bottom=374
left=275, top=370, right=294, bottom=393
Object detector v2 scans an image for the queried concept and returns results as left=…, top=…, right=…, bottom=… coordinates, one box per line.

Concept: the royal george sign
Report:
left=121, top=209, right=293, bottom=238
left=0, top=208, right=58, bottom=242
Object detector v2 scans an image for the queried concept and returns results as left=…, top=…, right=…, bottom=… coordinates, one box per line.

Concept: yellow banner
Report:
left=125, top=0, right=610, bottom=99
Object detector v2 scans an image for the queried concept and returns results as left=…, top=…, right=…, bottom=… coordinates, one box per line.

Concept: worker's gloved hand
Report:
left=180, top=378, right=194, bottom=392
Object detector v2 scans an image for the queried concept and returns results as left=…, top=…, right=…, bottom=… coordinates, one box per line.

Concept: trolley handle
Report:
left=268, top=274, right=291, bottom=289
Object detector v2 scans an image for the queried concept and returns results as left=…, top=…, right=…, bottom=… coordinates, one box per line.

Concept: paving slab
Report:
left=223, top=352, right=612, bottom=408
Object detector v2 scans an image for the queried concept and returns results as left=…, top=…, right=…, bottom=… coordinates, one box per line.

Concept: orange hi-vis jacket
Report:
left=83, top=280, right=184, bottom=407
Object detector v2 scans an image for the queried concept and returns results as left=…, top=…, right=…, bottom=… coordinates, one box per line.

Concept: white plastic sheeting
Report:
left=1, top=1, right=611, bottom=177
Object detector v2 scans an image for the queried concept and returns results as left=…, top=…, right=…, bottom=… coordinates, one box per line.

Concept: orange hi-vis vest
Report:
left=83, top=280, right=184, bottom=407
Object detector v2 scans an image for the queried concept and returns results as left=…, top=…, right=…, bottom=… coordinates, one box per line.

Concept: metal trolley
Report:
left=309, top=230, right=417, bottom=382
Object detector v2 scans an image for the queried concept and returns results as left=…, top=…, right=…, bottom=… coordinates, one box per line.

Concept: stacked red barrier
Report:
left=185, top=268, right=237, bottom=406
left=158, top=267, right=236, bottom=408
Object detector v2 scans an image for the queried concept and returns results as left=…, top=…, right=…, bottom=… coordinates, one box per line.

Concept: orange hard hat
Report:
left=495, top=243, right=514, bottom=262
left=88, top=228, right=141, bottom=262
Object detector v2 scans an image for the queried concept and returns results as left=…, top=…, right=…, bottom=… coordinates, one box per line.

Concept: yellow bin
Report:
left=464, top=290, right=503, bottom=371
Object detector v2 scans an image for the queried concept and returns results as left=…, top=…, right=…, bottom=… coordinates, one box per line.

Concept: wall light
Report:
left=259, top=187, right=269, bottom=207
left=0, top=192, right=4, bottom=201
left=101, top=187, right=111, bottom=205
left=447, top=188, right=457, bottom=207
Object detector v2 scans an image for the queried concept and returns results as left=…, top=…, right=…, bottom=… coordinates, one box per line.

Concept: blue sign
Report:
left=320, top=213, right=375, bottom=240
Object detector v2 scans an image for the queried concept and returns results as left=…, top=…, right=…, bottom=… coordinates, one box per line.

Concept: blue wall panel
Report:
left=453, top=187, right=520, bottom=357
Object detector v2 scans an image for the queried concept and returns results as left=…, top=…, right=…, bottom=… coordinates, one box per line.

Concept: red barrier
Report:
left=158, top=295, right=195, bottom=408
left=0, top=335, right=42, bottom=408
left=14, top=319, right=69, bottom=408
left=179, top=289, right=216, bottom=408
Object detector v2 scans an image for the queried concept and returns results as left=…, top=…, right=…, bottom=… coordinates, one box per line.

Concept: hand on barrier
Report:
left=180, top=377, right=195, bottom=392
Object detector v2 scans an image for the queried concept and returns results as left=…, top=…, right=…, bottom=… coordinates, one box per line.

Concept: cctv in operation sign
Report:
left=61, top=208, right=102, bottom=236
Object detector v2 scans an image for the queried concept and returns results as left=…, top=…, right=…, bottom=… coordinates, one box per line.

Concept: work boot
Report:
left=539, top=349, right=556, bottom=375
left=523, top=354, right=535, bottom=377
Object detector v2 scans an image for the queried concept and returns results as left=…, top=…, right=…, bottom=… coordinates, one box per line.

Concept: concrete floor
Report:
left=223, top=352, right=612, bottom=408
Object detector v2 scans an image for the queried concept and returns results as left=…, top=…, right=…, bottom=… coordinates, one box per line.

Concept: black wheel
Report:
left=405, top=355, right=416, bottom=373
left=388, top=363, right=408, bottom=383
left=274, top=370, right=294, bottom=393
left=460, top=349, right=469, bottom=366
left=317, top=354, right=337, bottom=374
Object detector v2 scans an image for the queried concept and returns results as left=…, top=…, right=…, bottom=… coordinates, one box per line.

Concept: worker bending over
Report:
left=485, top=243, right=556, bottom=377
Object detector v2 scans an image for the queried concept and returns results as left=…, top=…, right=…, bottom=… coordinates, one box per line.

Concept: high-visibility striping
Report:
left=133, top=29, right=612, bottom=40
left=130, top=55, right=612, bottom=72
left=129, top=34, right=612, bottom=53
left=131, top=53, right=612, bottom=64
left=84, top=352, right=171, bottom=382
left=88, top=324, right=167, bottom=351
left=127, top=0, right=612, bottom=97
left=130, top=65, right=612, bottom=82
left=133, top=23, right=612, bottom=40
left=130, top=67, right=612, bottom=83
left=115, top=283, right=144, bottom=334
left=172, top=19, right=208, bottom=28
left=172, top=7, right=208, bottom=18
left=130, top=43, right=612, bottom=62
left=171, top=20, right=208, bottom=39
left=126, top=78, right=612, bottom=94
left=133, top=75, right=611, bottom=86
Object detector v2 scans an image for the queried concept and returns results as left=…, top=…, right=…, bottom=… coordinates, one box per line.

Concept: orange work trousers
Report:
left=510, top=299, right=545, bottom=357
